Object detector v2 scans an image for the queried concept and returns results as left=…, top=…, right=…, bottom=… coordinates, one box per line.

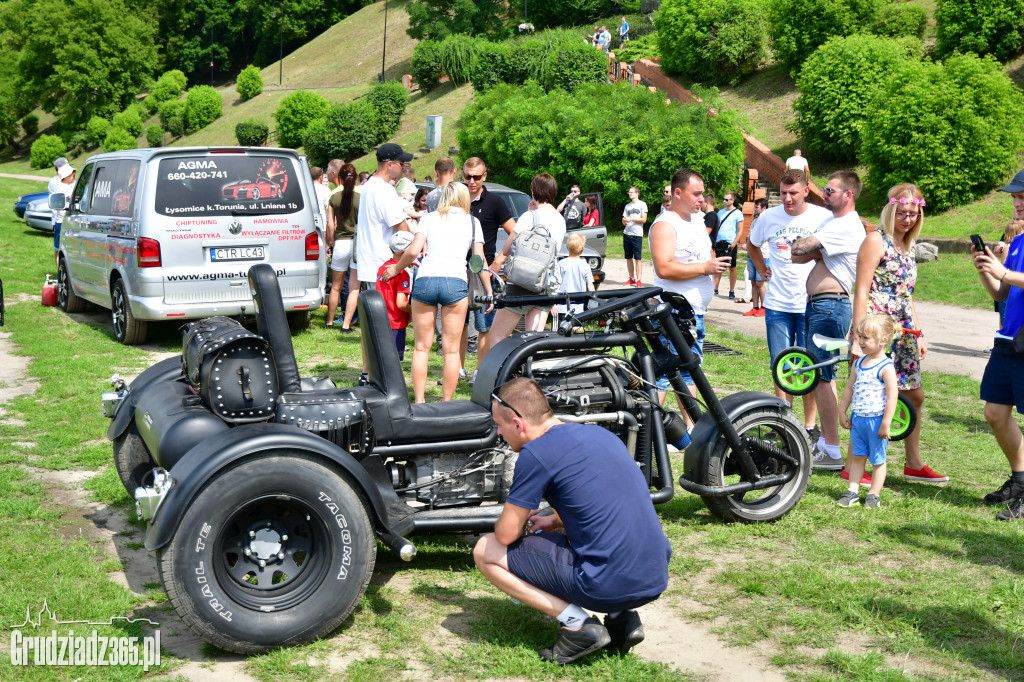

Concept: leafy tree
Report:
left=935, top=0, right=1024, bottom=61
left=18, top=0, right=159, bottom=130
left=30, top=135, right=66, bottom=169
left=870, top=3, right=927, bottom=40
left=524, top=0, right=613, bottom=30
left=103, top=126, right=138, bottom=152
left=21, top=114, right=39, bottom=137
left=274, top=90, right=329, bottom=148
left=769, top=0, right=881, bottom=75
left=656, top=0, right=771, bottom=85
left=406, top=0, right=512, bottom=41
left=86, top=116, right=111, bottom=147
left=860, top=53, right=1024, bottom=211
left=302, top=101, right=379, bottom=166
left=0, top=0, right=34, bottom=146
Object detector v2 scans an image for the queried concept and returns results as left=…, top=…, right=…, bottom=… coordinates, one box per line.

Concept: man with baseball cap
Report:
left=973, top=167, right=1024, bottom=520
left=48, top=156, right=68, bottom=194
left=50, top=162, right=76, bottom=257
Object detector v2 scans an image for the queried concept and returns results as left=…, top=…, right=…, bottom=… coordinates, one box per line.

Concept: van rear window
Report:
left=155, top=155, right=305, bottom=217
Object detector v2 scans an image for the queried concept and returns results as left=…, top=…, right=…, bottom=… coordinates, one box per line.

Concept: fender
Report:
left=143, top=422, right=402, bottom=551
left=681, top=391, right=790, bottom=480
left=106, top=357, right=184, bottom=440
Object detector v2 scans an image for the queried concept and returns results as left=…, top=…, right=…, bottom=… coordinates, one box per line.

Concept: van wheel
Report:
left=57, top=257, right=85, bottom=313
left=156, top=453, right=376, bottom=654
left=287, top=310, right=311, bottom=330
left=111, top=279, right=147, bottom=345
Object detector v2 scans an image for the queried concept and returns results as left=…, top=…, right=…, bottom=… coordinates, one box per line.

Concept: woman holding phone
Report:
left=851, top=183, right=948, bottom=484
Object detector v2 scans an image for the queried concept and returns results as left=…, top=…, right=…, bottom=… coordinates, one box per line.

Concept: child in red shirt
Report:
left=376, top=232, right=413, bottom=360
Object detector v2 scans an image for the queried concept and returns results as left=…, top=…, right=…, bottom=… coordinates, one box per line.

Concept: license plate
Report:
left=211, top=246, right=265, bottom=262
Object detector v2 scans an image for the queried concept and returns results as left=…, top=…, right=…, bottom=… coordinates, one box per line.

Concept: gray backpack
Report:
left=502, top=210, right=560, bottom=293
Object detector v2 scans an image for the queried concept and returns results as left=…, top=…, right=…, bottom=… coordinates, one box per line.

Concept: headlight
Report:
left=587, top=257, right=600, bottom=269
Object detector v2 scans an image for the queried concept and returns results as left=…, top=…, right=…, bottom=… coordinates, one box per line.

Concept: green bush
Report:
left=935, top=0, right=1024, bottom=60
left=793, top=35, right=920, bottom=159
left=111, top=109, right=143, bottom=138
left=440, top=34, right=484, bottom=85
left=183, top=85, right=222, bottom=133
left=539, top=40, right=608, bottom=91
left=302, top=100, right=379, bottom=167
left=860, top=53, right=1024, bottom=211
left=143, top=94, right=158, bottom=114
left=274, top=90, right=330, bottom=148
left=29, top=134, right=66, bottom=169
left=656, top=0, right=771, bottom=84
left=365, top=81, right=409, bottom=144
left=457, top=81, right=745, bottom=218
left=770, top=0, right=882, bottom=75
left=614, top=33, right=661, bottom=63
left=412, top=40, right=443, bottom=91
left=236, top=65, right=264, bottom=101
left=102, top=126, right=137, bottom=152
left=466, top=30, right=607, bottom=93
left=159, top=99, right=185, bottom=137
left=151, top=69, right=188, bottom=103
left=235, top=118, right=270, bottom=146
left=145, top=124, right=163, bottom=147
left=86, top=116, right=110, bottom=146
left=21, top=113, right=39, bottom=137
left=870, top=3, right=928, bottom=39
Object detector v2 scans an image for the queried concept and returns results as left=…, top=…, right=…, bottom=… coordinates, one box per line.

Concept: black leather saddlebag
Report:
left=274, top=392, right=376, bottom=455
left=181, top=316, right=278, bottom=423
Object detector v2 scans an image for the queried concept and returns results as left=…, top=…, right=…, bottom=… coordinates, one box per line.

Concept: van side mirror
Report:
left=48, top=193, right=67, bottom=210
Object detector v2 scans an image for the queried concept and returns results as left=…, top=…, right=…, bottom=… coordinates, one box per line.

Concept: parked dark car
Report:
left=14, top=190, right=48, bottom=219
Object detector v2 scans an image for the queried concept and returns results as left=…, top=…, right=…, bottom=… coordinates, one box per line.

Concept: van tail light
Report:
left=138, top=238, right=161, bottom=268
left=305, top=232, right=319, bottom=261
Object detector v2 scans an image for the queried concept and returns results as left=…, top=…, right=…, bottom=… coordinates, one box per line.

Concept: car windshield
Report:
left=154, top=155, right=304, bottom=217
left=502, top=191, right=532, bottom=219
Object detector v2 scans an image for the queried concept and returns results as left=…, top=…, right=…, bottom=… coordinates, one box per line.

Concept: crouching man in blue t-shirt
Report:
left=473, top=378, right=672, bottom=665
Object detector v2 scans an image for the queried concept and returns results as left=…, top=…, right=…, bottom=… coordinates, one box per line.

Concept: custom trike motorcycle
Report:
left=102, top=263, right=810, bottom=654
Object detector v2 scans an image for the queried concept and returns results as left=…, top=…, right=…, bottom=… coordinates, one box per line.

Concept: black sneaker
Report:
left=604, top=610, right=644, bottom=654
left=984, top=477, right=1024, bottom=505
left=806, top=426, right=821, bottom=443
left=996, top=493, right=1024, bottom=521
left=357, top=373, right=369, bottom=386
left=538, top=617, right=611, bottom=665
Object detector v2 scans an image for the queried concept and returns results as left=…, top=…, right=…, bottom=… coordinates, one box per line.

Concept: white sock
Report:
left=824, top=443, right=842, bottom=459
left=557, top=604, right=589, bottom=629
left=816, top=436, right=827, bottom=452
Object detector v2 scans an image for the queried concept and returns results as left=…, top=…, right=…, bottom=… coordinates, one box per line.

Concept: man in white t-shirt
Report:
left=622, top=186, right=648, bottom=287
left=748, top=169, right=832, bottom=439
left=651, top=168, right=731, bottom=421
left=785, top=149, right=810, bottom=183
left=356, top=143, right=413, bottom=287
left=791, top=170, right=866, bottom=473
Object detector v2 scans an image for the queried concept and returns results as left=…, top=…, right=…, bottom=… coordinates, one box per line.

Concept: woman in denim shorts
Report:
left=382, top=182, right=491, bottom=402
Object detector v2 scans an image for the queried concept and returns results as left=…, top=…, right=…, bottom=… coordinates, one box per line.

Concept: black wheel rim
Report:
left=213, top=494, right=333, bottom=611
left=112, top=285, right=126, bottom=339
left=57, top=262, right=69, bottom=308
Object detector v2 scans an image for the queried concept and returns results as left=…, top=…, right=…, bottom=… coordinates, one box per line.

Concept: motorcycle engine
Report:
left=527, top=354, right=637, bottom=415
left=387, top=445, right=516, bottom=507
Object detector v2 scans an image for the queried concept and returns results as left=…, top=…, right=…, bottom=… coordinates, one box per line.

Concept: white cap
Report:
left=57, top=164, right=75, bottom=179
left=389, top=231, right=415, bottom=254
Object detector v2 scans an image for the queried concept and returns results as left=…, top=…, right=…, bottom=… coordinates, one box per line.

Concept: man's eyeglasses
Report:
left=895, top=211, right=920, bottom=221
left=464, top=173, right=484, bottom=182
left=491, top=392, right=523, bottom=419
left=822, top=186, right=845, bottom=197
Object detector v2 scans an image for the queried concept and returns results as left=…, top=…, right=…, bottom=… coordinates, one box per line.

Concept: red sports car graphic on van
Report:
left=221, top=176, right=283, bottom=201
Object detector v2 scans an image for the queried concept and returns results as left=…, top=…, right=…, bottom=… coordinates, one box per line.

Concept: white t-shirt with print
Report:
left=622, top=200, right=648, bottom=237
left=513, top=206, right=567, bottom=250
left=411, top=208, right=483, bottom=282
left=815, top=211, right=865, bottom=294
left=356, top=176, right=409, bottom=282
left=749, top=204, right=833, bottom=313
left=651, top=211, right=714, bottom=315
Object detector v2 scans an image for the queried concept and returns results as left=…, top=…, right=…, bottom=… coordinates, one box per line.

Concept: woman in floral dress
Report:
left=851, top=183, right=948, bottom=483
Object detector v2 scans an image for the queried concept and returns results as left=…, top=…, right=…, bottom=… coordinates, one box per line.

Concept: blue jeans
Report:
left=764, top=308, right=806, bottom=364
left=411, top=276, right=468, bottom=306
left=656, top=314, right=705, bottom=389
left=472, top=306, right=495, bottom=332
left=805, top=297, right=852, bottom=383
left=53, top=221, right=61, bottom=251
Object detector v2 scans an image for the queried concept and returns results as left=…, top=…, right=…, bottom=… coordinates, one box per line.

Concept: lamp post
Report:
left=379, top=0, right=389, bottom=83
left=203, top=22, right=213, bottom=85
left=271, top=2, right=283, bottom=86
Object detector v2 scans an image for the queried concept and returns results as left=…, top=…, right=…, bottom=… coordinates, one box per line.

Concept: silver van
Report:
left=51, top=147, right=326, bottom=344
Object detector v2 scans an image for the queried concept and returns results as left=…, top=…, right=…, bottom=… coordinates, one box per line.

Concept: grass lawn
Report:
left=2, top=176, right=1024, bottom=680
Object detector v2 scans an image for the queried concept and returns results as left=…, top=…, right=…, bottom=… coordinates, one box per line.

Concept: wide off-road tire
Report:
left=157, top=453, right=376, bottom=654
left=113, top=425, right=155, bottom=495
left=111, top=278, right=147, bottom=345
left=771, top=347, right=819, bottom=397
left=57, top=256, right=85, bottom=313
left=700, top=407, right=811, bottom=523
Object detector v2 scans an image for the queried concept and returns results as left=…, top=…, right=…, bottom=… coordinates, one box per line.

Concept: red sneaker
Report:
left=904, top=465, right=949, bottom=483
left=743, top=308, right=759, bottom=317
left=624, top=278, right=635, bottom=286
left=755, top=308, right=766, bottom=317
left=635, top=280, right=643, bottom=287
left=840, top=469, right=871, bottom=488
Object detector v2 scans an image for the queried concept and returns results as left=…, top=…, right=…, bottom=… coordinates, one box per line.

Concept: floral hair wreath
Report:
left=889, top=196, right=926, bottom=207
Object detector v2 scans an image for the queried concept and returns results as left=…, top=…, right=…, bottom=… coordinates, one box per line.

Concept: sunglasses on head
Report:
left=491, top=392, right=523, bottom=419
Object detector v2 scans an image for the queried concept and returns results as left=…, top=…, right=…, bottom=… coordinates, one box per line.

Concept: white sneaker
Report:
left=459, top=368, right=467, bottom=381
left=811, top=445, right=845, bottom=470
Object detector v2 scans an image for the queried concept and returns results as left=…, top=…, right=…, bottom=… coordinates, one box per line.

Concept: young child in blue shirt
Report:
left=837, top=314, right=899, bottom=508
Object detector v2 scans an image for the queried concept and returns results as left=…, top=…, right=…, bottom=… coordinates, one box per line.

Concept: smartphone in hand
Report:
left=971, top=233, right=987, bottom=253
